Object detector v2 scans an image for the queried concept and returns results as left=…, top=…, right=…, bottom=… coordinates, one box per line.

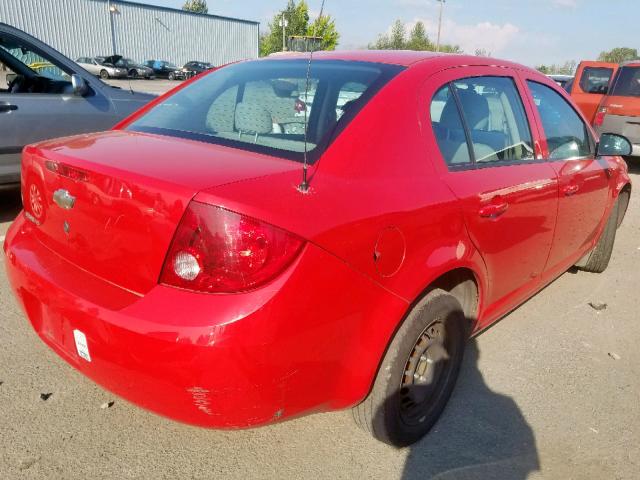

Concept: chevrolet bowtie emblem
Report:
left=53, top=189, right=76, bottom=210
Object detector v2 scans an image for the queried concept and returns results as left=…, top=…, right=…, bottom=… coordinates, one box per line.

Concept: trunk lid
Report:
left=22, top=130, right=299, bottom=295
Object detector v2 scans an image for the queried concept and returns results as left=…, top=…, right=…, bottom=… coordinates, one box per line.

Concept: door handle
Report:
left=0, top=103, right=18, bottom=113
left=479, top=201, right=509, bottom=218
left=562, top=184, right=579, bottom=196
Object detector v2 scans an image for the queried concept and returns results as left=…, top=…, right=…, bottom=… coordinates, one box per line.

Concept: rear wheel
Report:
left=578, top=198, right=619, bottom=273
left=129, top=69, right=138, bottom=79
left=168, top=72, right=175, bottom=81
left=99, top=69, right=109, bottom=79
left=352, top=289, right=466, bottom=447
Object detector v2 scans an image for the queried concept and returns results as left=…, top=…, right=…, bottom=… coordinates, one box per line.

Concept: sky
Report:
left=142, top=0, right=638, bottom=67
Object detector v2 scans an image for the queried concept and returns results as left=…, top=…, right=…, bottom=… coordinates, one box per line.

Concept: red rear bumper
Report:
left=4, top=213, right=407, bottom=428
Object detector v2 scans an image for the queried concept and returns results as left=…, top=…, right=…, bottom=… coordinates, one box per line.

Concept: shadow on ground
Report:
left=400, top=341, right=539, bottom=480
left=0, top=185, right=22, bottom=224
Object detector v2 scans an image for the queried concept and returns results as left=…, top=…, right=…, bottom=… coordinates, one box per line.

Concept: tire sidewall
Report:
left=373, top=290, right=466, bottom=446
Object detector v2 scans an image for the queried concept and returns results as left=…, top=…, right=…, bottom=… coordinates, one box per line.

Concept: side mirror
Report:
left=71, top=74, right=89, bottom=97
left=596, top=133, right=632, bottom=157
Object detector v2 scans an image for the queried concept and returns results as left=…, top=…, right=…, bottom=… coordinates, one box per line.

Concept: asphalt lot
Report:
left=1, top=162, right=639, bottom=479
left=104, top=77, right=180, bottom=96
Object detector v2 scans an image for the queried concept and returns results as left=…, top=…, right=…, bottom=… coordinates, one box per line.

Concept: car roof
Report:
left=263, top=50, right=540, bottom=74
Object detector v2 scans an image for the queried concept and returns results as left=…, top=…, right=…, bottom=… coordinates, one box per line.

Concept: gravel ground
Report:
left=0, top=163, right=639, bottom=479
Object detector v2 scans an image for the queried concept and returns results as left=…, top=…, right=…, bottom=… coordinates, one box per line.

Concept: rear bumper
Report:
left=4, top=213, right=406, bottom=428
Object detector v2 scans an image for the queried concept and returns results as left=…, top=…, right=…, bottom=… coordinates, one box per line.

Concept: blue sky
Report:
left=142, top=0, right=638, bottom=67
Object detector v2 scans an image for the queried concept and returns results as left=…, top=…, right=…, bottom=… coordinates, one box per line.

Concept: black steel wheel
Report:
left=352, top=289, right=467, bottom=446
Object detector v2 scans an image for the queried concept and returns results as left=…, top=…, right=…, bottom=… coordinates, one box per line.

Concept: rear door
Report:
left=424, top=67, right=559, bottom=322
left=522, top=74, right=611, bottom=272
left=570, top=61, right=618, bottom=123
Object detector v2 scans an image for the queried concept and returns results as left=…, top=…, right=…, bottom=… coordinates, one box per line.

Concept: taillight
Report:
left=594, top=106, right=608, bottom=127
left=160, top=202, right=304, bottom=293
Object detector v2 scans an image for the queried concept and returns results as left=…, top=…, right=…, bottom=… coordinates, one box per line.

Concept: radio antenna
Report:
left=297, top=0, right=326, bottom=193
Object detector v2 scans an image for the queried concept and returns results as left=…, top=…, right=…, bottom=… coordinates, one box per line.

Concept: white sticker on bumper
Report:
left=73, top=329, right=91, bottom=362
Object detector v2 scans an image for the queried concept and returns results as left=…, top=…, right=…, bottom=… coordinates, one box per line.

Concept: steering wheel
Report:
left=8, top=74, right=27, bottom=93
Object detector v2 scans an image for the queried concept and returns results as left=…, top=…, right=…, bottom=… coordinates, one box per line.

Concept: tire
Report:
left=99, top=69, right=109, bottom=79
left=129, top=69, right=138, bottom=79
left=168, top=72, right=175, bottom=81
left=578, top=198, right=619, bottom=273
left=352, top=289, right=466, bottom=447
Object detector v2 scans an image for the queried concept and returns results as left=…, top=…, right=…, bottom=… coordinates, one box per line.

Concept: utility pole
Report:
left=280, top=14, right=288, bottom=52
left=436, top=0, right=445, bottom=52
left=107, top=0, right=118, bottom=55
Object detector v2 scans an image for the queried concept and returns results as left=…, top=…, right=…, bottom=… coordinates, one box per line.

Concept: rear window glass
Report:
left=579, top=67, right=613, bottom=94
left=128, top=60, right=403, bottom=163
left=610, top=66, right=640, bottom=97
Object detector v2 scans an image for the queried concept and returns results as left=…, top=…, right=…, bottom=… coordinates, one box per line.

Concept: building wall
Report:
left=0, top=0, right=259, bottom=67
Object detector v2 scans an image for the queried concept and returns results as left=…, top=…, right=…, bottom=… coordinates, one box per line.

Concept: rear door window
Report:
left=431, top=76, right=534, bottom=167
left=579, top=67, right=613, bottom=94
left=609, top=66, right=640, bottom=97
left=527, top=81, right=592, bottom=160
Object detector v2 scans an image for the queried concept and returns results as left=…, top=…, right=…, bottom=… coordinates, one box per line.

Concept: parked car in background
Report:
left=76, top=56, right=128, bottom=79
left=108, top=56, right=154, bottom=79
left=181, top=61, right=215, bottom=78
left=144, top=60, right=181, bottom=80
left=568, top=60, right=618, bottom=123
left=548, top=74, right=573, bottom=91
left=5, top=51, right=632, bottom=447
left=0, top=22, right=156, bottom=184
left=594, top=61, right=640, bottom=156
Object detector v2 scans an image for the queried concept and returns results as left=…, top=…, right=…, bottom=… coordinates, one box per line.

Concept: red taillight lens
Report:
left=594, top=107, right=608, bottom=127
left=160, top=202, right=304, bottom=293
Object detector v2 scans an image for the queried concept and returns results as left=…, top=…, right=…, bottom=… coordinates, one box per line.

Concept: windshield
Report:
left=610, top=66, right=640, bottom=97
left=128, top=59, right=403, bottom=162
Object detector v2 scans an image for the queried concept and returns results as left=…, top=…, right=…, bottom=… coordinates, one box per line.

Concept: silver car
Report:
left=0, top=22, right=156, bottom=184
left=76, top=56, right=128, bottom=79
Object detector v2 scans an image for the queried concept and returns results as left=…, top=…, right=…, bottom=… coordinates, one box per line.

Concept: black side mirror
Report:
left=596, top=133, right=632, bottom=157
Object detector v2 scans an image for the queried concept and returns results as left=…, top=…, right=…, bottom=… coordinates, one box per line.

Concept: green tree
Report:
left=368, top=19, right=461, bottom=52
left=536, top=60, right=576, bottom=75
left=307, top=15, right=340, bottom=51
left=407, top=21, right=432, bottom=51
left=597, top=47, right=639, bottom=64
left=390, top=20, right=406, bottom=50
left=182, top=0, right=208, bottom=14
left=259, top=1, right=339, bottom=56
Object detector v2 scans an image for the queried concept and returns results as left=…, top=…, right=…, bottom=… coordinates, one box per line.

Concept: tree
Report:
left=368, top=19, right=461, bottom=53
left=536, top=60, right=576, bottom=75
left=407, top=22, right=432, bottom=51
left=182, top=0, right=208, bottom=14
left=597, top=47, right=639, bottom=64
left=308, top=15, right=340, bottom=51
left=259, top=1, right=339, bottom=56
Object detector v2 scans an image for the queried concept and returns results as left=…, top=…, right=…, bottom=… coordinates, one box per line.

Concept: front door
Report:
left=424, top=67, right=559, bottom=324
left=0, top=30, right=118, bottom=183
left=524, top=78, right=611, bottom=271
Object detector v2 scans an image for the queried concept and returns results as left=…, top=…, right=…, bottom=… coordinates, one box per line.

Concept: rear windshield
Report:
left=610, top=66, right=640, bottom=97
left=579, top=67, right=613, bottom=94
left=127, top=59, right=403, bottom=163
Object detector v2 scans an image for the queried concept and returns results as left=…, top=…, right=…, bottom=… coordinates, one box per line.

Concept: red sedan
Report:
left=3, top=51, right=632, bottom=446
